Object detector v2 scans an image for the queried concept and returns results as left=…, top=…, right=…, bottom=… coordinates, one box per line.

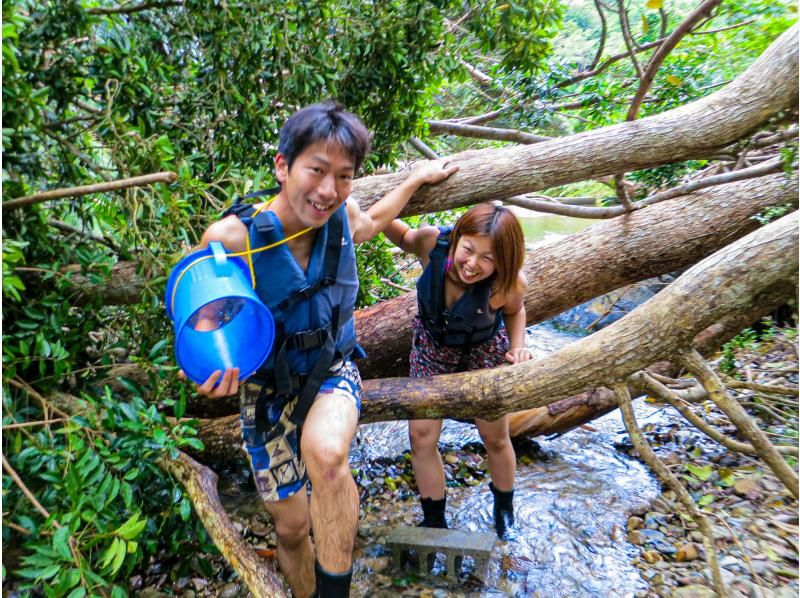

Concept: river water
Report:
left=345, top=323, right=662, bottom=597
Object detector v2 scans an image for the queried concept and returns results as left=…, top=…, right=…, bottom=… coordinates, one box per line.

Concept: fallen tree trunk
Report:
left=356, top=171, right=798, bottom=379
left=351, top=25, right=797, bottom=213
left=189, top=214, right=797, bottom=462
left=506, top=279, right=797, bottom=438
left=358, top=211, right=798, bottom=421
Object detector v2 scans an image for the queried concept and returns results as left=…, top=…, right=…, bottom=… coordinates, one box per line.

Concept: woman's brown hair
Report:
left=448, top=203, right=526, bottom=297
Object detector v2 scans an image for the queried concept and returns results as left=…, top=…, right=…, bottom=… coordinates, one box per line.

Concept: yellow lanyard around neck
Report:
left=169, top=196, right=312, bottom=315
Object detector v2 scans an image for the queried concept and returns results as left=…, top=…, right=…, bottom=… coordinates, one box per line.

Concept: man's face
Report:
left=275, top=140, right=355, bottom=229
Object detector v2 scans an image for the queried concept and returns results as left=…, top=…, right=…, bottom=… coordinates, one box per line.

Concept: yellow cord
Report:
left=169, top=196, right=312, bottom=316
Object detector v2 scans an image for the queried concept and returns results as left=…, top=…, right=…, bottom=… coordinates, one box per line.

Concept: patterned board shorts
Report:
left=409, top=315, right=510, bottom=377
left=239, top=359, right=362, bottom=503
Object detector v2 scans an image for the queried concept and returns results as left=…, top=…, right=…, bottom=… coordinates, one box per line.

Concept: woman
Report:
left=384, top=203, right=533, bottom=538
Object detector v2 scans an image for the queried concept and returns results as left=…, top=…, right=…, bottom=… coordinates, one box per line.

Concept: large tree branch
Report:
left=359, top=211, right=798, bottom=421
left=349, top=25, right=798, bottom=214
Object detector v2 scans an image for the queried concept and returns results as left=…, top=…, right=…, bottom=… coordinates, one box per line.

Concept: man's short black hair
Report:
left=278, top=101, right=371, bottom=172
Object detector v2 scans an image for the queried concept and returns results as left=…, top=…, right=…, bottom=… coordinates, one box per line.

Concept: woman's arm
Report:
left=384, top=220, right=440, bottom=262
left=501, top=272, right=533, bottom=365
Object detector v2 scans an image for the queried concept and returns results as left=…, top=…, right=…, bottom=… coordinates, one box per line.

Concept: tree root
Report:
left=634, top=372, right=799, bottom=457
left=680, top=349, right=799, bottom=499
left=613, top=382, right=726, bottom=597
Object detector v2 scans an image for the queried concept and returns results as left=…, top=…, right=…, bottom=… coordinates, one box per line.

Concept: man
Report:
left=194, top=102, right=457, bottom=597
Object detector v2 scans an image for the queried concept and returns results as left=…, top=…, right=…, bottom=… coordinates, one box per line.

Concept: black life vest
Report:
left=223, top=190, right=363, bottom=430
left=416, top=227, right=501, bottom=349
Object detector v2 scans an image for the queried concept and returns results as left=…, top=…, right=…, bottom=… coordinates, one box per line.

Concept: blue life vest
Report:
left=224, top=190, right=362, bottom=426
left=416, top=227, right=501, bottom=349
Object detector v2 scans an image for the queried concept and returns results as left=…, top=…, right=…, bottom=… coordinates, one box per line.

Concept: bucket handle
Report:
left=209, top=241, right=232, bottom=277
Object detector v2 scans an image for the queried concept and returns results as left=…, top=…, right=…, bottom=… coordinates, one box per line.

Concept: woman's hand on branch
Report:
left=505, top=347, right=534, bottom=365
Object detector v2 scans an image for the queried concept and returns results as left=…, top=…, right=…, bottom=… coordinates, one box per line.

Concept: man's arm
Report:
left=199, top=214, right=249, bottom=252
left=347, top=160, right=458, bottom=244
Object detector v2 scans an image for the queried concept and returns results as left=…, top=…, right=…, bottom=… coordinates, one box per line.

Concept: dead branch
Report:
left=407, top=137, right=439, bottom=160
left=634, top=372, right=799, bottom=457
left=47, top=219, right=119, bottom=252
left=86, top=1, right=183, bottom=15
left=163, top=452, right=286, bottom=597
left=3, top=171, right=178, bottom=210
left=680, top=349, right=799, bottom=498
left=617, top=0, right=645, bottom=79
left=2, top=454, right=59, bottom=525
left=426, top=120, right=551, bottom=144
left=614, top=382, right=725, bottom=596
left=502, top=158, right=785, bottom=219
left=589, top=0, right=608, bottom=71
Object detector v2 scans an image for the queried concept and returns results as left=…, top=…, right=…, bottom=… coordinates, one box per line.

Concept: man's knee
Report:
left=273, top=509, right=311, bottom=548
left=304, top=438, right=350, bottom=481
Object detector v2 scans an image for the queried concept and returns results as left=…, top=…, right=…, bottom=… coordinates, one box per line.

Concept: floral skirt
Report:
left=409, top=315, right=510, bottom=377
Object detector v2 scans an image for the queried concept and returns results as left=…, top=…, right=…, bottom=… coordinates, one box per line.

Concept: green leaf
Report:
left=115, top=512, right=146, bottom=540
left=53, top=525, right=73, bottom=561
left=100, top=540, right=118, bottom=569
left=685, top=463, right=713, bottom=481
left=66, top=586, right=87, bottom=598
left=111, top=537, right=127, bottom=575
left=179, top=498, right=192, bottom=521
left=174, top=388, right=186, bottom=420
left=697, top=494, right=714, bottom=506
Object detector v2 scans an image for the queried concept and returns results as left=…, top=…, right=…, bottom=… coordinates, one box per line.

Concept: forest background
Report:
left=2, top=0, right=797, bottom=596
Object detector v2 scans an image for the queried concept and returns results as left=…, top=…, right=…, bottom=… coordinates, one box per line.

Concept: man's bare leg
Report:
left=301, top=391, right=360, bottom=573
left=265, top=490, right=315, bottom=597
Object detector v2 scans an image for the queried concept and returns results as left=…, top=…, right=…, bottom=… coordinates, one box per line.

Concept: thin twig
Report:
left=617, top=0, right=644, bottom=79
left=2, top=454, right=60, bottom=526
left=3, top=418, right=68, bottom=430
left=613, top=382, right=725, bottom=596
left=681, top=349, right=799, bottom=498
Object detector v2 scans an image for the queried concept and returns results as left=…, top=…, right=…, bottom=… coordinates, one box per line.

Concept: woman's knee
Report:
left=479, top=427, right=512, bottom=454
left=409, top=422, right=441, bottom=454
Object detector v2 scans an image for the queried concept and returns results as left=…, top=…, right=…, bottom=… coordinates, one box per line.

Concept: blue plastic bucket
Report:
left=165, top=241, right=275, bottom=385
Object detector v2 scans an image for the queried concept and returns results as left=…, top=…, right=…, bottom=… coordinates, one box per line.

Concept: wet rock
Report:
left=671, top=584, right=716, bottom=598
left=250, top=521, right=270, bottom=537
left=218, top=583, right=242, bottom=598
left=675, top=542, right=702, bottom=562
left=643, top=550, right=663, bottom=563
left=644, top=512, right=667, bottom=528
left=733, top=478, right=761, bottom=498
left=628, top=530, right=645, bottom=545
left=627, top=516, right=644, bottom=531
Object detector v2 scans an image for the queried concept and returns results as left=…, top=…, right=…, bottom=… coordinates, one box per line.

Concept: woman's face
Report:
left=451, top=233, right=496, bottom=285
